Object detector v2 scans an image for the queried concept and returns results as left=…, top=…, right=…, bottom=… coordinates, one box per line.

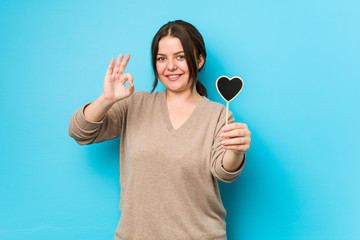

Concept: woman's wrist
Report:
left=222, top=150, right=245, bottom=172
left=83, top=94, right=115, bottom=122
left=98, top=94, right=117, bottom=108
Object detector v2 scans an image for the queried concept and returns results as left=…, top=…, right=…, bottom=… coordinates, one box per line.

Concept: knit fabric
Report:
left=69, top=90, right=245, bottom=240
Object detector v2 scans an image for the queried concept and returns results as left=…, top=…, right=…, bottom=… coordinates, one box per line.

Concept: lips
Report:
left=166, top=74, right=182, bottom=81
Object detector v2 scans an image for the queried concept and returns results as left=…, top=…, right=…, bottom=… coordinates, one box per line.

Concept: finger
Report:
left=120, top=73, right=133, bottom=85
left=223, top=145, right=249, bottom=152
left=127, top=73, right=134, bottom=86
left=114, top=53, right=124, bottom=74
left=119, top=54, right=130, bottom=75
left=106, top=58, right=116, bottom=75
left=221, top=137, right=250, bottom=146
left=221, top=129, right=249, bottom=138
left=128, top=83, right=135, bottom=94
left=222, top=123, right=248, bottom=132
left=128, top=74, right=135, bottom=94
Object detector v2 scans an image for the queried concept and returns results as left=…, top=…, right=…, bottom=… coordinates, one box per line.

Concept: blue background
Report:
left=1, top=0, right=359, bottom=239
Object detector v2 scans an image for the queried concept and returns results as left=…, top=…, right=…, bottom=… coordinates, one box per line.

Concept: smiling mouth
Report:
left=167, top=74, right=182, bottom=81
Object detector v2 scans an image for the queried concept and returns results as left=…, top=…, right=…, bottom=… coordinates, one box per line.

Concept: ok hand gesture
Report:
left=103, top=53, right=134, bottom=104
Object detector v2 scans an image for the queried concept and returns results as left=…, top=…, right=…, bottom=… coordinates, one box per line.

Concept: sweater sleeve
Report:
left=68, top=97, right=130, bottom=145
left=210, top=107, right=245, bottom=183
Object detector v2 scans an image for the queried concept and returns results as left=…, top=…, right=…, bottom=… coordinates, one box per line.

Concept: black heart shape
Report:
left=216, top=76, right=244, bottom=102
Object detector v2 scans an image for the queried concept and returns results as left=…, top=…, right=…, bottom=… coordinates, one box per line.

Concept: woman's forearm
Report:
left=83, top=94, right=115, bottom=122
left=222, top=150, right=245, bottom=172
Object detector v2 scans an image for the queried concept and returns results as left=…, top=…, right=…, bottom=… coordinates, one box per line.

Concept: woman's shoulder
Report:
left=115, top=90, right=165, bottom=110
left=111, top=90, right=163, bottom=110
left=129, top=90, right=164, bottom=102
left=202, top=97, right=226, bottom=112
left=201, top=97, right=233, bottom=121
left=131, top=90, right=163, bottom=98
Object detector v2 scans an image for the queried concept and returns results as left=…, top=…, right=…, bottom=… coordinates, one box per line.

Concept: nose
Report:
left=167, top=59, right=177, bottom=71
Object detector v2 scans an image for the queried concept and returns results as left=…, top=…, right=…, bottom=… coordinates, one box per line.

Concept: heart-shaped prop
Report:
left=215, top=76, right=244, bottom=125
left=216, top=76, right=244, bottom=102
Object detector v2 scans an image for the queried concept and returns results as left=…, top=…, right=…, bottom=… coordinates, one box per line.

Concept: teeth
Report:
left=168, top=75, right=180, bottom=79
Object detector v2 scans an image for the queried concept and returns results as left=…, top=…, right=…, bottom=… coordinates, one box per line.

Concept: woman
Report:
left=69, top=20, right=251, bottom=240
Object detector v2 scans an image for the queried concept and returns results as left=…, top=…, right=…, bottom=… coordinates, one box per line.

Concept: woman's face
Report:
left=156, top=36, right=191, bottom=94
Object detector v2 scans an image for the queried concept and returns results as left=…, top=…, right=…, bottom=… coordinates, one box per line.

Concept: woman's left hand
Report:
left=220, top=123, right=251, bottom=154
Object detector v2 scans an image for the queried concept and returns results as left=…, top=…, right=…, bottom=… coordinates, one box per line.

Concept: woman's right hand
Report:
left=102, top=53, right=134, bottom=104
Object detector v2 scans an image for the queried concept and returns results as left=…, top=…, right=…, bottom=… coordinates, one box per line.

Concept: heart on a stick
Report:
left=215, top=75, right=244, bottom=125
left=216, top=76, right=244, bottom=102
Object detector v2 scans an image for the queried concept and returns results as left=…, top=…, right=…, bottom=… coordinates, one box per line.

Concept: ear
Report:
left=197, top=54, right=205, bottom=70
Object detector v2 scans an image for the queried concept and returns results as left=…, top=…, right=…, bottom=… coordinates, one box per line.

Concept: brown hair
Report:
left=151, top=20, right=207, bottom=96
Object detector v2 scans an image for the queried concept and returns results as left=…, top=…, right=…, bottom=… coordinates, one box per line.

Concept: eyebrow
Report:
left=157, top=51, right=184, bottom=56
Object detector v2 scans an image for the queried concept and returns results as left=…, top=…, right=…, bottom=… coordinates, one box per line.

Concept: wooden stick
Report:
left=226, top=101, right=229, bottom=125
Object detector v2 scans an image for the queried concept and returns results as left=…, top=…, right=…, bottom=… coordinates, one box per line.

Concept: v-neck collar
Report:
left=160, top=90, right=207, bottom=134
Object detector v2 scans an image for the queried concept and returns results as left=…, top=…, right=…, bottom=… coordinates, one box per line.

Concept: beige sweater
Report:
left=69, top=90, right=245, bottom=240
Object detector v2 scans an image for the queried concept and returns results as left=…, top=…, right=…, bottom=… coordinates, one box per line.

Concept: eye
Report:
left=157, top=56, right=165, bottom=61
left=177, top=55, right=186, bottom=60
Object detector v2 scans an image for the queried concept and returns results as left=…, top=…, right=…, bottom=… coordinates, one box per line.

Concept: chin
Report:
left=166, top=85, right=192, bottom=93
